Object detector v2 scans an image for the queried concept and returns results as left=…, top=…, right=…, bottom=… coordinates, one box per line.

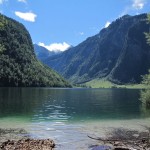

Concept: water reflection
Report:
left=0, top=88, right=149, bottom=122
left=0, top=88, right=150, bottom=149
left=0, top=88, right=53, bottom=117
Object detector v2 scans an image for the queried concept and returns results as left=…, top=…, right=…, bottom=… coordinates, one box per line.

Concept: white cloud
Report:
left=132, top=0, right=145, bottom=10
left=38, top=42, right=71, bottom=52
left=104, top=21, right=111, bottom=28
left=17, top=0, right=27, bottom=3
left=120, top=0, right=146, bottom=17
left=15, top=11, right=37, bottom=22
left=0, top=0, right=3, bottom=4
left=79, top=32, right=84, bottom=36
left=0, top=0, right=7, bottom=4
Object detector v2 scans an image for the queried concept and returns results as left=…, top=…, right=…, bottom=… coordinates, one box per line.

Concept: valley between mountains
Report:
left=35, top=13, right=150, bottom=88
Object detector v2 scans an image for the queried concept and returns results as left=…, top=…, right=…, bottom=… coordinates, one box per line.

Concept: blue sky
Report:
left=0, top=0, right=150, bottom=51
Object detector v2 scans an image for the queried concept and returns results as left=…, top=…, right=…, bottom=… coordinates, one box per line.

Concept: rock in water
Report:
left=92, top=145, right=112, bottom=150
left=0, top=139, right=55, bottom=150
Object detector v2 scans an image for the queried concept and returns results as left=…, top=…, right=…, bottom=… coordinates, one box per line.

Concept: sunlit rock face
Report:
left=44, top=14, right=150, bottom=84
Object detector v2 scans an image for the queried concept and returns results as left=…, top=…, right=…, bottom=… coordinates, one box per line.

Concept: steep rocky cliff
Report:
left=44, top=14, right=150, bottom=84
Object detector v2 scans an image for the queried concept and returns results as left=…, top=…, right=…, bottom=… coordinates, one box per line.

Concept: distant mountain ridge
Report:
left=34, top=44, right=73, bottom=62
left=44, top=14, right=150, bottom=84
left=0, top=14, right=70, bottom=87
left=34, top=44, right=57, bottom=61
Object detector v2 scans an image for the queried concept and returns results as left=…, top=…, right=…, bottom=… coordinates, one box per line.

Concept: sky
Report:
left=0, top=0, right=150, bottom=52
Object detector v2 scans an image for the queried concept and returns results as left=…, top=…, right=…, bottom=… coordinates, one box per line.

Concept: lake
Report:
left=0, top=88, right=150, bottom=149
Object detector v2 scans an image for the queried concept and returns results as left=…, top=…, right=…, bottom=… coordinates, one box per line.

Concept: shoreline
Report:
left=0, top=118, right=150, bottom=149
left=0, top=128, right=55, bottom=150
left=0, top=125, right=149, bottom=150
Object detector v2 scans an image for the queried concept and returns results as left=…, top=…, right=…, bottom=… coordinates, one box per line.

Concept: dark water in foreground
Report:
left=0, top=88, right=148, bottom=120
left=0, top=88, right=150, bottom=149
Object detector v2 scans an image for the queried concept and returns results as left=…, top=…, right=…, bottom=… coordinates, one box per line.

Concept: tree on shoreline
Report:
left=141, top=14, right=150, bottom=108
left=140, top=72, right=150, bottom=108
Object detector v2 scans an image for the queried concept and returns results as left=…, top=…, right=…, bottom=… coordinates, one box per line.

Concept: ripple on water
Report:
left=1, top=88, right=150, bottom=149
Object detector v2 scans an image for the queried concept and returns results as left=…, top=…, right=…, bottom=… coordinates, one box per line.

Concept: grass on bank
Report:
left=79, top=78, right=146, bottom=89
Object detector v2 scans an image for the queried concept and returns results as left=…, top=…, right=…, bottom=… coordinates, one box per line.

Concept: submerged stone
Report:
left=92, top=145, right=112, bottom=150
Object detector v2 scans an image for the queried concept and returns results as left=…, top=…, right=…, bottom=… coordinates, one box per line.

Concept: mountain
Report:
left=0, top=14, right=70, bottom=87
left=34, top=44, right=56, bottom=62
left=44, top=14, right=150, bottom=84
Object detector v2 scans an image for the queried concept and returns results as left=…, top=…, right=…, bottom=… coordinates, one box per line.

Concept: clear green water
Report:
left=0, top=88, right=150, bottom=149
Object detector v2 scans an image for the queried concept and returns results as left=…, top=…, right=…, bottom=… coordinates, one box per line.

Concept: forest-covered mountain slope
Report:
left=44, top=14, right=150, bottom=84
left=0, top=14, right=70, bottom=87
